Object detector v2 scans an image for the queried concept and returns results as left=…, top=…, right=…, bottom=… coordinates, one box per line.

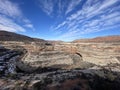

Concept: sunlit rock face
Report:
left=18, top=51, right=83, bottom=72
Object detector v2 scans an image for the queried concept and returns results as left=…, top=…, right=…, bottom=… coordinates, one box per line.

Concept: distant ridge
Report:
left=0, top=30, right=45, bottom=42
left=0, top=30, right=120, bottom=43
left=73, top=35, right=120, bottom=43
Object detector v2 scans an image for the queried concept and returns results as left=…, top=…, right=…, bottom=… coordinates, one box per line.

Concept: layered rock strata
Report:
left=54, top=42, right=120, bottom=66
left=0, top=43, right=83, bottom=73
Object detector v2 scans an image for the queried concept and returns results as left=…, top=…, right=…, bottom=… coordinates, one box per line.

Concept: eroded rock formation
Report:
left=0, top=31, right=120, bottom=90
left=54, top=42, right=120, bottom=66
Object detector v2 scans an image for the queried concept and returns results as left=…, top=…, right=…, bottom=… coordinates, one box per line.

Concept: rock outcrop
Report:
left=0, top=47, right=23, bottom=75
left=1, top=68, right=120, bottom=90
left=0, top=42, right=83, bottom=73
left=54, top=42, right=120, bottom=66
left=17, top=49, right=83, bottom=72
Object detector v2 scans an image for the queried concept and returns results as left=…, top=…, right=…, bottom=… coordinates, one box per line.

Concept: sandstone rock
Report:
left=54, top=42, right=120, bottom=67
left=17, top=51, right=83, bottom=72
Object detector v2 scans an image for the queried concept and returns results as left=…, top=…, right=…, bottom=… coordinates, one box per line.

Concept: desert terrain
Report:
left=0, top=31, right=120, bottom=90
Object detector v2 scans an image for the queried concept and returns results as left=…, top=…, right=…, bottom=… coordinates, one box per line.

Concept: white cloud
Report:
left=24, top=23, right=35, bottom=31
left=57, top=0, right=71, bottom=17
left=54, top=21, right=67, bottom=30
left=0, top=0, right=35, bottom=32
left=0, top=0, right=22, bottom=18
left=56, top=29, right=82, bottom=41
left=0, top=15, right=25, bottom=32
left=39, top=0, right=54, bottom=15
left=38, top=0, right=81, bottom=17
left=66, top=0, right=81, bottom=15
left=99, top=0, right=118, bottom=10
left=52, top=0, right=120, bottom=40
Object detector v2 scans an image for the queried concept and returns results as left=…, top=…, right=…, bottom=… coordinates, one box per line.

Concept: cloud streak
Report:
left=39, top=0, right=54, bottom=15
left=0, top=15, right=25, bottom=32
left=0, top=0, right=35, bottom=32
left=0, top=0, right=22, bottom=18
left=38, top=0, right=81, bottom=17
left=66, top=0, right=81, bottom=15
left=52, top=0, right=120, bottom=41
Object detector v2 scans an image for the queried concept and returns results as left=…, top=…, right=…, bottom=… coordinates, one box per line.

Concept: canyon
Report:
left=0, top=31, right=120, bottom=90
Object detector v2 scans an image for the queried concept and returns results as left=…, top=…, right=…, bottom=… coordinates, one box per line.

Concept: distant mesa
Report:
left=73, top=35, right=120, bottom=43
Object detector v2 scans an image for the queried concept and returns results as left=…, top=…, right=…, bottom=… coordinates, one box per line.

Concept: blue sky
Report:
left=0, top=0, right=120, bottom=41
